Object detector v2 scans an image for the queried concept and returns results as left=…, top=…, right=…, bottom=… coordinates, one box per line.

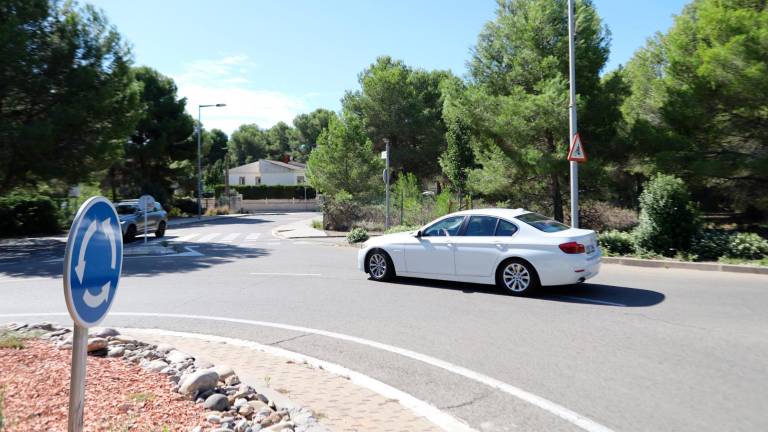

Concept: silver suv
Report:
left=116, top=200, right=168, bottom=242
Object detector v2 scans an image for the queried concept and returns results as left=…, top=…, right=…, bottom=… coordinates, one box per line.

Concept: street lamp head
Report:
left=215, top=103, right=226, bottom=107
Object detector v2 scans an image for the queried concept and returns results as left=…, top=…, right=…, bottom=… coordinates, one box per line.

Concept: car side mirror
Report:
left=414, top=230, right=422, bottom=238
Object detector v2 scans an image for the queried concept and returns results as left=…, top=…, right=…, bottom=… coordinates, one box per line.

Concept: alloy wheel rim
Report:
left=369, top=253, right=387, bottom=279
left=503, top=263, right=530, bottom=292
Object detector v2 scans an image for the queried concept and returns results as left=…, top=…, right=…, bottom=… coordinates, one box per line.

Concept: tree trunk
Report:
left=551, top=173, right=564, bottom=222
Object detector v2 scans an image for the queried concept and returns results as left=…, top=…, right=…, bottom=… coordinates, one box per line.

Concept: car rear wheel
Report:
left=155, top=221, right=166, bottom=238
left=367, top=249, right=395, bottom=282
left=124, top=225, right=137, bottom=243
left=496, top=259, right=540, bottom=296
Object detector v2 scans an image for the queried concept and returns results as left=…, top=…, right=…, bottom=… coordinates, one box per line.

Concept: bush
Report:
left=725, top=232, right=768, bottom=260
left=598, top=230, right=636, bottom=256
left=690, top=229, right=732, bottom=261
left=347, top=227, right=369, bottom=244
left=205, top=205, right=230, bottom=216
left=385, top=225, right=420, bottom=234
left=634, top=174, right=701, bottom=256
left=171, top=197, right=199, bottom=215
left=579, top=201, right=638, bottom=232
left=0, top=193, right=61, bottom=236
left=322, top=192, right=361, bottom=231
left=213, top=185, right=316, bottom=200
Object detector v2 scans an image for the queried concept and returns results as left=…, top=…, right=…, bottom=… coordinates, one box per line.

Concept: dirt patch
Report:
left=0, top=339, right=203, bottom=432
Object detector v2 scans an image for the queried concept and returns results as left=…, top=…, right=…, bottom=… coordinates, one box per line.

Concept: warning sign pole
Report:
left=567, top=0, right=579, bottom=228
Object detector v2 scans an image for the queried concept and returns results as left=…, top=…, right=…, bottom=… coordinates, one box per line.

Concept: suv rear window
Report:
left=516, top=212, right=570, bottom=233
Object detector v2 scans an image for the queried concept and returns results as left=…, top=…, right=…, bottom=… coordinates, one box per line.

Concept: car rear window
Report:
left=515, top=212, right=570, bottom=233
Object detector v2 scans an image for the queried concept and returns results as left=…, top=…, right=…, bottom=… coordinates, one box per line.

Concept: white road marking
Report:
left=249, top=272, right=322, bottom=277
left=196, top=233, right=221, bottom=243
left=172, top=233, right=200, bottom=242
left=559, top=296, right=626, bottom=307
left=219, top=233, right=240, bottom=243
left=0, top=312, right=614, bottom=432
left=121, top=327, right=477, bottom=432
left=0, top=277, right=56, bottom=284
left=245, top=233, right=262, bottom=241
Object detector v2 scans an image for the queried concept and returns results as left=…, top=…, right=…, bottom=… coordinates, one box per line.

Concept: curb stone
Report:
left=602, top=256, right=768, bottom=275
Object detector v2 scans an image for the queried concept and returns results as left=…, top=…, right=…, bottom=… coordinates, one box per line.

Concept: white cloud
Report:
left=173, top=55, right=308, bottom=134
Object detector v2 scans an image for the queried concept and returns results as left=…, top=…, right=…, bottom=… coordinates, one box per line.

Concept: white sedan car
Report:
left=357, top=208, right=601, bottom=295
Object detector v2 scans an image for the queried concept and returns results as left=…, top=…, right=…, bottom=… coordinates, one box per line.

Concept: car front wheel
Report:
left=124, top=225, right=137, bottom=243
left=496, top=259, right=540, bottom=296
left=367, top=249, right=395, bottom=281
left=155, top=221, right=166, bottom=238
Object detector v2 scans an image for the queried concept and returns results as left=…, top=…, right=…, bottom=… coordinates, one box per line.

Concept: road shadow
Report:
left=0, top=243, right=271, bottom=279
left=387, top=277, right=665, bottom=307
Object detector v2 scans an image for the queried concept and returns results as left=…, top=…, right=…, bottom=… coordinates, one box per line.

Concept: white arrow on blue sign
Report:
left=63, top=196, right=123, bottom=328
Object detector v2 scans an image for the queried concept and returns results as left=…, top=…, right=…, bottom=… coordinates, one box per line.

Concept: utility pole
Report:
left=384, top=138, right=391, bottom=229
left=567, top=0, right=579, bottom=228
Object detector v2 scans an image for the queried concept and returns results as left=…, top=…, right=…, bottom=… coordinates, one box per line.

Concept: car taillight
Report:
left=559, top=242, right=586, bottom=254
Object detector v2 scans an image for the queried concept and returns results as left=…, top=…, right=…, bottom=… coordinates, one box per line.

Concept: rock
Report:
left=166, top=350, right=192, bottom=364
left=179, top=370, right=219, bottom=398
left=28, top=322, right=56, bottom=331
left=247, top=400, right=269, bottom=411
left=225, top=375, right=241, bottom=386
left=155, top=343, right=174, bottom=353
left=238, top=404, right=255, bottom=418
left=233, top=397, right=248, bottom=409
left=204, top=393, right=230, bottom=411
left=48, top=328, right=70, bottom=337
left=92, top=327, right=120, bottom=338
left=234, top=419, right=251, bottom=432
left=145, top=359, right=168, bottom=372
left=221, top=416, right=235, bottom=423
left=195, top=358, right=214, bottom=369
left=212, top=365, right=236, bottom=380
left=86, top=337, right=108, bottom=352
left=207, top=413, right=222, bottom=424
left=107, top=346, right=125, bottom=357
left=262, top=421, right=294, bottom=432
left=190, top=427, right=203, bottom=432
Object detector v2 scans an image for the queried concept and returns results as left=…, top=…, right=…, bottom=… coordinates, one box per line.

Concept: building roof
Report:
left=265, top=160, right=305, bottom=171
left=229, top=159, right=306, bottom=174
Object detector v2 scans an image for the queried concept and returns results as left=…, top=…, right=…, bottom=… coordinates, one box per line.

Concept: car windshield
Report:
left=116, top=205, right=136, bottom=215
left=516, top=212, right=570, bottom=233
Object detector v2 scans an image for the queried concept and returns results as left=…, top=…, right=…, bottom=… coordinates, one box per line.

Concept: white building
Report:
left=228, top=160, right=307, bottom=186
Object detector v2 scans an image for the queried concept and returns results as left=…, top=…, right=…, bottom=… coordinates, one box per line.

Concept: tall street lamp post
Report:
left=567, top=0, right=579, bottom=228
left=197, top=103, right=226, bottom=218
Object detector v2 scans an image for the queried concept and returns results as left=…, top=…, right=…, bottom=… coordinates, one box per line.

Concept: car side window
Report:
left=154, top=202, right=162, bottom=211
left=423, top=216, right=465, bottom=237
left=495, top=219, right=518, bottom=236
left=462, top=216, right=498, bottom=236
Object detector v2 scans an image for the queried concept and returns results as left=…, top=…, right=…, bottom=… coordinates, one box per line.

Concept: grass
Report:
left=127, top=392, right=156, bottom=403
left=0, top=330, right=30, bottom=350
left=719, top=256, right=768, bottom=266
left=311, top=219, right=323, bottom=230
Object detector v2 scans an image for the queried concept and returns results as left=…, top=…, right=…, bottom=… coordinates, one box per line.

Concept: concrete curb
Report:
left=602, top=256, right=768, bottom=275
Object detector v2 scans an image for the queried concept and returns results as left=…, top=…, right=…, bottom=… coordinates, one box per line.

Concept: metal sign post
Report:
left=567, top=0, right=580, bottom=228
left=63, top=196, right=123, bottom=432
left=138, top=195, right=155, bottom=244
left=382, top=141, right=391, bottom=229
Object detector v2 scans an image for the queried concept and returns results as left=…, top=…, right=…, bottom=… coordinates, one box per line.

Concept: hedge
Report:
left=0, top=193, right=61, bottom=236
left=213, top=184, right=316, bottom=200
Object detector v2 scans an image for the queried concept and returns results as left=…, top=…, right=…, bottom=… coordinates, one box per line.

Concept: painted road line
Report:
left=121, top=327, right=477, bottom=432
left=172, top=233, right=200, bottom=242
left=219, top=233, right=241, bottom=243
left=559, top=296, right=626, bottom=307
left=0, top=312, right=613, bottom=432
left=196, top=233, right=221, bottom=243
left=245, top=233, right=262, bottom=241
left=249, top=272, right=322, bottom=277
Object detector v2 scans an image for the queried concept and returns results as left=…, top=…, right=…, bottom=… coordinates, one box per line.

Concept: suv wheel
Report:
left=155, top=221, right=166, bottom=238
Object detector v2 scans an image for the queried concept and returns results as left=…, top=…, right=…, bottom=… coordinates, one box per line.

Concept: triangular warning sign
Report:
left=567, top=133, right=587, bottom=162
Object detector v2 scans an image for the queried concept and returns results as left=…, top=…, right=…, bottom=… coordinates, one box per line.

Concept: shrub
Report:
left=634, top=174, right=701, bottom=256
left=385, top=225, right=420, bottom=234
left=598, top=230, right=636, bottom=256
left=354, top=220, right=384, bottom=232
left=724, top=233, right=768, bottom=260
left=171, top=197, right=199, bottom=215
left=205, top=205, right=230, bottom=216
left=579, top=201, right=638, bottom=232
left=311, top=219, right=323, bottom=230
left=347, top=227, right=369, bottom=244
left=690, top=229, right=732, bottom=261
left=322, top=192, right=361, bottom=231
left=0, top=193, right=61, bottom=236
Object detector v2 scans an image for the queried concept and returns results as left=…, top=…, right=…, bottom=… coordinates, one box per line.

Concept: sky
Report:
left=88, top=0, right=688, bottom=135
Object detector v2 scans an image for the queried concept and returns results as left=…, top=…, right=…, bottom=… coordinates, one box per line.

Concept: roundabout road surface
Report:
left=1, top=213, right=766, bottom=432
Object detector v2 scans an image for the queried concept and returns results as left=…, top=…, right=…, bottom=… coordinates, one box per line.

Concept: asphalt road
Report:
left=1, top=213, right=766, bottom=432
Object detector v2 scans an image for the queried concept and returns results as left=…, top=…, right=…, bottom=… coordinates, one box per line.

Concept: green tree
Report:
left=623, top=0, right=768, bottom=213
left=229, top=124, right=268, bottom=165
left=343, top=56, right=450, bottom=179
left=306, top=115, right=383, bottom=200
left=265, top=121, right=300, bottom=160
left=635, top=174, right=701, bottom=256
left=116, top=67, right=195, bottom=203
left=0, top=0, right=141, bottom=193
left=204, top=129, right=229, bottom=165
left=439, top=115, right=475, bottom=207
left=293, top=108, right=336, bottom=147
left=462, top=0, right=612, bottom=221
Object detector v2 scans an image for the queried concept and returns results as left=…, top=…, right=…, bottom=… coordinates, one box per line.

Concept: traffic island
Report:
left=0, top=323, right=329, bottom=432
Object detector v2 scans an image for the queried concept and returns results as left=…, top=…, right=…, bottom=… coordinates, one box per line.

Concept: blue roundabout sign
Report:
left=63, top=196, right=123, bottom=327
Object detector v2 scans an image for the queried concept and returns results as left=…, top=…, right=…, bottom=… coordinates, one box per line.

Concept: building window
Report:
left=297, top=176, right=305, bottom=183
left=255, top=176, right=261, bottom=184
left=238, top=176, right=245, bottom=185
